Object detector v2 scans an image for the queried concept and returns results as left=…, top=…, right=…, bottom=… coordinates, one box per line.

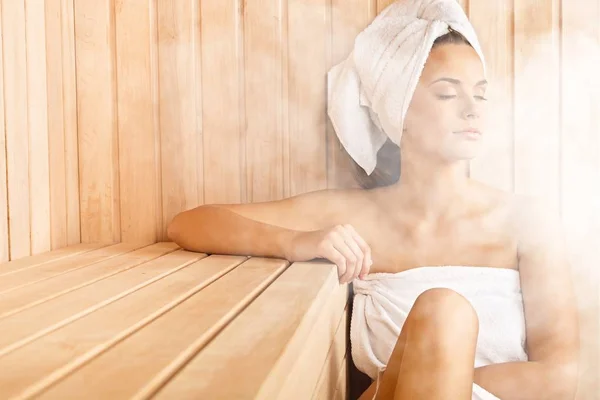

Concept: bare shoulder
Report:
left=506, top=194, right=566, bottom=259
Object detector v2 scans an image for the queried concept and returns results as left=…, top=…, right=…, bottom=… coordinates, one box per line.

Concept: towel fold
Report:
left=351, top=266, right=528, bottom=400
left=327, top=0, right=486, bottom=175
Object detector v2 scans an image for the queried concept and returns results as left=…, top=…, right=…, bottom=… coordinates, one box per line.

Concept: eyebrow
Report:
left=428, top=78, right=488, bottom=87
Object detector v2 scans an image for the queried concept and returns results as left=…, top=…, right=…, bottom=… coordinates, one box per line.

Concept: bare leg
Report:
left=358, top=288, right=479, bottom=400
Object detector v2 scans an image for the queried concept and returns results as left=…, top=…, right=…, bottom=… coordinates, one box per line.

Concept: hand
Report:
left=286, top=224, right=373, bottom=284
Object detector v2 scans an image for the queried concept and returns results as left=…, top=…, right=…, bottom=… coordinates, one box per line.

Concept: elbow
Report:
left=166, top=213, right=183, bottom=245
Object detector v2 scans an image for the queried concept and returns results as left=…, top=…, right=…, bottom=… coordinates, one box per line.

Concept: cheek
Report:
left=406, top=99, right=455, bottom=134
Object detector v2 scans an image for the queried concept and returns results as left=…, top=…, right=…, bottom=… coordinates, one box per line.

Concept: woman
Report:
left=167, top=1, right=579, bottom=399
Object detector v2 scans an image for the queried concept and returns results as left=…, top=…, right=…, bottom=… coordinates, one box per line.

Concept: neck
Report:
left=382, top=151, right=472, bottom=222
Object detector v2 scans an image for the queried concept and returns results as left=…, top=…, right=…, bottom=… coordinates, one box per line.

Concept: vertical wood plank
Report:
left=0, top=0, right=9, bottom=262
left=115, top=0, right=158, bottom=244
left=158, top=0, right=201, bottom=232
left=201, top=0, right=242, bottom=204
left=288, top=0, right=328, bottom=195
left=74, top=0, right=120, bottom=243
left=244, top=0, right=284, bottom=202
left=469, top=0, right=514, bottom=192
left=150, top=0, right=163, bottom=241
left=327, top=0, right=374, bottom=189
left=1, top=0, right=31, bottom=259
left=45, top=0, right=68, bottom=250
left=560, top=0, right=600, bottom=397
left=514, top=0, right=561, bottom=210
left=281, top=0, right=290, bottom=198
left=26, top=0, right=52, bottom=255
left=61, top=0, right=80, bottom=246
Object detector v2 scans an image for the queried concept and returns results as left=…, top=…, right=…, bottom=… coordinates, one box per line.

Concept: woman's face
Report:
left=401, top=43, right=488, bottom=162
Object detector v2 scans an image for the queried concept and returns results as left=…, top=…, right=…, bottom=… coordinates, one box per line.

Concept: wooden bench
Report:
left=0, top=242, right=349, bottom=399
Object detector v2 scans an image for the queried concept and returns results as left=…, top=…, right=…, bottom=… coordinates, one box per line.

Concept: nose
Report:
left=462, top=99, right=480, bottom=120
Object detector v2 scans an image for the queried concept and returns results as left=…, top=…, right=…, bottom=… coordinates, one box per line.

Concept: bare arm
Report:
left=166, top=189, right=353, bottom=259
left=474, top=197, right=580, bottom=399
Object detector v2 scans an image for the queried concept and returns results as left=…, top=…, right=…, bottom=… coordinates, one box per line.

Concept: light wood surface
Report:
left=313, top=309, right=349, bottom=400
left=0, top=244, right=346, bottom=399
left=154, top=261, right=348, bottom=399
left=0, top=0, right=597, bottom=396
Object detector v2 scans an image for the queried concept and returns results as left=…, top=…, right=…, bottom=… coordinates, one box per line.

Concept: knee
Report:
left=410, top=288, right=479, bottom=340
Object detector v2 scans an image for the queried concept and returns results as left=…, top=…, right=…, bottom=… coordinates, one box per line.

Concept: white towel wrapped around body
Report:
left=351, top=266, right=528, bottom=400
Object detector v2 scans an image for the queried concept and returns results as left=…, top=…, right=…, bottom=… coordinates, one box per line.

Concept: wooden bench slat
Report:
left=0, top=243, right=108, bottom=276
left=0, top=243, right=146, bottom=293
left=332, top=357, right=348, bottom=400
left=0, top=255, right=247, bottom=399
left=275, top=290, right=348, bottom=399
left=0, top=249, right=206, bottom=355
left=312, top=308, right=348, bottom=400
left=35, top=257, right=288, bottom=399
left=153, top=262, right=342, bottom=399
left=0, top=243, right=178, bottom=319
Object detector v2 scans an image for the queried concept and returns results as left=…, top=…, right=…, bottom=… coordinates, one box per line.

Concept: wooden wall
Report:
left=0, top=0, right=80, bottom=263
left=0, top=0, right=598, bottom=397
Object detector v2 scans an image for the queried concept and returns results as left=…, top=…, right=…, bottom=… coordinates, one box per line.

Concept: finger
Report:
left=344, top=225, right=372, bottom=279
left=331, top=236, right=358, bottom=284
left=338, top=228, right=364, bottom=281
left=324, top=244, right=347, bottom=281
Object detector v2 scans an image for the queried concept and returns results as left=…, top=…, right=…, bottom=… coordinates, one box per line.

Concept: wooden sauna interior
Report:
left=0, top=0, right=599, bottom=398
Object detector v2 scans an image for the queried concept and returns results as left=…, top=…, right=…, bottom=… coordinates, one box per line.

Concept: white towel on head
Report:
left=351, top=266, right=528, bottom=400
left=327, top=0, right=486, bottom=175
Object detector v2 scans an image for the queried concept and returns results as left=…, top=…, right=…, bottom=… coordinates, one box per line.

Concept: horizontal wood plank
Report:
left=0, top=243, right=107, bottom=276
left=0, top=243, right=145, bottom=294
left=154, top=262, right=344, bottom=399
left=312, top=308, right=348, bottom=400
left=0, top=249, right=206, bottom=354
left=0, top=254, right=248, bottom=399
left=36, top=258, right=288, bottom=399
left=277, top=296, right=348, bottom=399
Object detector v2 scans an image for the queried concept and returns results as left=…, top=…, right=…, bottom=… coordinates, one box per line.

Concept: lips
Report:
left=453, top=129, right=481, bottom=140
left=455, top=128, right=481, bottom=135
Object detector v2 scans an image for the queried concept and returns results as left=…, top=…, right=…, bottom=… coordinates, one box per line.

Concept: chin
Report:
left=443, top=149, right=481, bottom=162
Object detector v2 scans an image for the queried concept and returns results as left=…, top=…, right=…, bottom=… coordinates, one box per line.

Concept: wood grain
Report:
left=244, top=0, right=284, bottom=202
left=115, top=0, right=158, bottom=244
left=0, top=243, right=143, bottom=296
left=312, top=309, right=348, bottom=400
left=0, top=244, right=193, bottom=355
left=38, top=258, right=287, bottom=399
left=0, top=254, right=247, bottom=399
left=1, top=0, right=31, bottom=260
left=27, top=0, right=52, bottom=256
left=46, top=0, right=69, bottom=250
left=0, top=0, right=9, bottom=263
left=0, top=243, right=106, bottom=276
left=74, top=0, right=121, bottom=244
left=288, top=0, right=328, bottom=195
left=157, top=0, right=201, bottom=230
left=154, top=262, right=343, bottom=399
left=61, top=0, right=81, bottom=246
left=200, top=0, right=242, bottom=204
left=276, top=290, right=348, bottom=399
